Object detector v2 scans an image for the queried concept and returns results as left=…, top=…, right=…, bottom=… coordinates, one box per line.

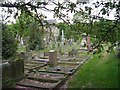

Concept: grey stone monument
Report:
left=49, top=50, right=58, bottom=67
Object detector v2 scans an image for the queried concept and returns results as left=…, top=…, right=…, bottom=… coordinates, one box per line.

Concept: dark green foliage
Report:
left=8, top=12, right=45, bottom=51
left=2, top=24, right=18, bottom=59
left=1, top=0, right=120, bottom=53
left=27, top=21, right=45, bottom=51
left=57, top=23, right=81, bottom=41
left=28, top=31, right=45, bottom=50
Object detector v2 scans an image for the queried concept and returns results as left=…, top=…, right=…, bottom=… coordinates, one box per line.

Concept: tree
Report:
left=27, top=20, right=45, bottom=51
left=0, top=0, right=120, bottom=52
left=9, top=11, right=45, bottom=51
left=2, top=24, right=18, bottom=59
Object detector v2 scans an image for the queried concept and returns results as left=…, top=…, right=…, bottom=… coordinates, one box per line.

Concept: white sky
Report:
left=0, top=0, right=117, bottom=24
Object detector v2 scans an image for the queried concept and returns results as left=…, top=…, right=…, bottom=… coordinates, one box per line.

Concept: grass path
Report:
left=68, top=52, right=119, bottom=88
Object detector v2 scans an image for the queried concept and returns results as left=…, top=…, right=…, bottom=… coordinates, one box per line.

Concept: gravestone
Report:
left=2, top=59, right=24, bottom=88
left=35, top=45, right=39, bottom=51
left=58, top=47, right=62, bottom=55
left=52, top=43, right=55, bottom=49
left=9, top=59, right=24, bottom=80
left=2, top=62, right=12, bottom=88
left=81, top=37, right=86, bottom=47
left=44, top=52, right=49, bottom=56
left=58, top=42, right=60, bottom=48
left=19, top=52, right=32, bottom=60
left=86, top=34, right=93, bottom=52
left=25, top=52, right=32, bottom=60
left=18, top=52, right=25, bottom=59
left=49, top=50, right=58, bottom=67
left=2, top=62, right=11, bottom=78
left=69, top=48, right=78, bottom=57
left=38, top=53, right=44, bottom=58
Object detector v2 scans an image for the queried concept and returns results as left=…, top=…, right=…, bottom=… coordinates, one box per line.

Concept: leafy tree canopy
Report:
left=0, top=0, right=120, bottom=52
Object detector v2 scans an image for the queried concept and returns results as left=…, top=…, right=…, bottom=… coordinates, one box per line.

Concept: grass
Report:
left=68, top=52, right=119, bottom=88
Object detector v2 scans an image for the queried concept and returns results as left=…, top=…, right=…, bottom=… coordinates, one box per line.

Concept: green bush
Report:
left=2, top=25, right=18, bottom=59
left=28, top=29, right=45, bottom=51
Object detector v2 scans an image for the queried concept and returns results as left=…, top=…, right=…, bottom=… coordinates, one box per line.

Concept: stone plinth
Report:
left=49, top=50, right=58, bottom=67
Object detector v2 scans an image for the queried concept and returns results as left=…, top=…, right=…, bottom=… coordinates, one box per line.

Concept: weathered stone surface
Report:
left=9, top=59, right=24, bottom=80
left=25, top=52, right=32, bottom=60
left=18, top=52, right=25, bottom=59
left=38, top=53, right=44, bottom=58
left=68, top=49, right=78, bottom=57
left=44, top=52, right=49, bottom=56
left=86, top=34, right=93, bottom=52
left=2, top=62, right=12, bottom=88
left=18, top=52, right=32, bottom=60
left=2, top=62, right=11, bottom=78
left=49, top=50, right=58, bottom=67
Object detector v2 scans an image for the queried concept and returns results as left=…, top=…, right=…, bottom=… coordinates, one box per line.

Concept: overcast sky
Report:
left=0, top=0, right=117, bottom=24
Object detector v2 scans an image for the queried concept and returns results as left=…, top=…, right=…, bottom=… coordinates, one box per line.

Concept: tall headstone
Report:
left=58, top=42, right=60, bottom=48
left=61, top=30, right=64, bottom=53
left=52, top=43, right=55, bottom=49
left=49, top=50, right=58, bottom=67
left=86, top=34, right=93, bottom=52
left=62, top=30, right=64, bottom=41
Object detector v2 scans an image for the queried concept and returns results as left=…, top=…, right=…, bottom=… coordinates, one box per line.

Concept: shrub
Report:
left=2, top=25, right=18, bottom=59
left=28, top=30, right=45, bottom=51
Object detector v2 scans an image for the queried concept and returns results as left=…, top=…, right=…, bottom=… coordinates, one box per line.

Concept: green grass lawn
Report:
left=68, top=52, right=119, bottom=89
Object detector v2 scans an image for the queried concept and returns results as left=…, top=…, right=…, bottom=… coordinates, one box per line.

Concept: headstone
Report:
left=18, top=52, right=25, bottom=59
left=25, top=52, right=32, bottom=60
left=69, top=48, right=78, bottom=57
left=52, top=43, right=55, bottom=49
left=35, top=45, right=39, bottom=51
left=58, top=47, right=62, bottom=55
left=9, top=59, right=24, bottom=79
left=81, top=36, right=86, bottom=47
left=2, top=62, right=11, bottom=78
left=86, top=34, right=93, bottom=52
left=44, top=52, right=49, bottom=56
left=62, top=30, right=64, bottom=41
left=19, top=52, right=32, bottom=60
left=58, top=42, right=60, bottom=48
left=61, top=41, right=64, bottom=53
left=26, top=45, right=30, bottom=52
left=2, top=59, right=24, bottom=87
left=49, top=50, right=58, bottom=67
left=38, top=53, right=44, bottom=58
left=2, top=62, right=12, bottom=88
